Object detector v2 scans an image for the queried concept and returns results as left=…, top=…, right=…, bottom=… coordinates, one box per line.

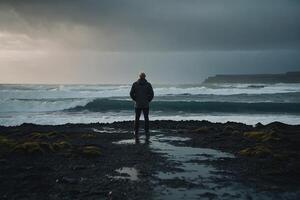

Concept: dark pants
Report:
left=134, top=107, right=149, bottom=136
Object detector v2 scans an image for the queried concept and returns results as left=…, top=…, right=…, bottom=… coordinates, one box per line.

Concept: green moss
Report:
left=13, top=142, right=45, bottom=154
left=47, top=132, right=58, bottom=137
left=244, top=131, right=265, bottom=139
left=53, top=141, right=72, bottom=151
left=30, top=132, right=50, bottom=140
left=31, top=131, right=69, bottom=140
left=12, top=140, right=73, bottom=154
left=239, top=145, right=272, bottom=158
left=48, top=131, right=68, bottom=139
left=81, top=146, right=101, bottom=157
left=0, top=135, right=16, bottom=147
left=243, top=131, right=280, bottom=142
left=1, top=134, right=73, bottom=156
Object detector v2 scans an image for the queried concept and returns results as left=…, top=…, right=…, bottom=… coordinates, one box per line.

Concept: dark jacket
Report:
left=130, top=78, right=154, bottom=108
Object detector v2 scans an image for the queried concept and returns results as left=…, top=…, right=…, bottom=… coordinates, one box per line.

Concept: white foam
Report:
left=155, top=83, right=300, bottom=95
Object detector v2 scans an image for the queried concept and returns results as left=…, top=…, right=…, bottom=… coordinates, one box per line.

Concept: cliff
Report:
left=203, top=71, right=300, bottom=84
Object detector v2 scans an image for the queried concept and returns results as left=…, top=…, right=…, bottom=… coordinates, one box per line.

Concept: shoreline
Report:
left=0, top=120, right=299, bottom=199
left=1, top=116, right=300, bottom=128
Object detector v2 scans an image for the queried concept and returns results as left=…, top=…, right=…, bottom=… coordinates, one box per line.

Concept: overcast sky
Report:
left=0, top=0, right=300, bottom=84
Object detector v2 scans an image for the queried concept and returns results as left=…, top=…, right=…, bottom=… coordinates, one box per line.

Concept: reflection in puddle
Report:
left=114, top=167, right=139, bottom=181
left=92, top=127, right=128, bottom=134
left=113, top=139, right=135, bottom=145
left=156, top=135, right=191, bottom=142
left=113, top=135, right=148, bottom=145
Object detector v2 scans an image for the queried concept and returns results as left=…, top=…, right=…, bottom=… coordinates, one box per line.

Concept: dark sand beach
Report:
left=0, top=120, right=299, bottom=199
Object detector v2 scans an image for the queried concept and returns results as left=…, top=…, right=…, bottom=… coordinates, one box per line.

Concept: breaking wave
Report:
left=68, top=99, right=300, bottom=114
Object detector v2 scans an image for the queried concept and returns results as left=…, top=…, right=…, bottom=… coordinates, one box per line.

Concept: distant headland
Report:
left=203, top=71, right=300, bottom=84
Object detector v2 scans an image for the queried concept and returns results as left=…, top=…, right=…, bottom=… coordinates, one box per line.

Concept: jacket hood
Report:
left=137, top=78, right=147, bottom=85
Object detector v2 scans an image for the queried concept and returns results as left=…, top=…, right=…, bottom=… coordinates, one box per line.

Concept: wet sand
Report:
left=0, top=120, right=299, bottom=199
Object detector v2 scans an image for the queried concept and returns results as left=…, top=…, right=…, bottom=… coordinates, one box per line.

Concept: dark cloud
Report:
left=1, top=0, right=300, bottom=51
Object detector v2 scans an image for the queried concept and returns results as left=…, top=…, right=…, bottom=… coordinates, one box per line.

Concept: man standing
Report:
left=130, top=72, right=154, bottom=143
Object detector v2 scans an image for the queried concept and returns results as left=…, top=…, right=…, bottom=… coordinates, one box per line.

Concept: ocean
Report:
left=0, top=83, right=300, bottom=126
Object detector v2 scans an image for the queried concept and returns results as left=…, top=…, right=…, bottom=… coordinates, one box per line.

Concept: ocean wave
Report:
left=145, top=84, right=300, bottom=96
left=0, top=98, right=91, bottom=112
left=2, top=83, right=300, bottom=97
left=2, top=91, right=299, bottom=113
left=10, top=98, right=86, bottom=102
left=68, top=99, right=300, bottom=114
left=156, top=92, right=300, bottom=103
left=0, top=84, right=58, bottom=91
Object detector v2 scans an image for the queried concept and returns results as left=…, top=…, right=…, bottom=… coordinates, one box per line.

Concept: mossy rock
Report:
left=192, top=126, right=212, bottom=134
left=81, top=133, right=97, bottom=139
left=223, top=125, right=235, bottom=133
left=53, top=141, right=72, bottom=151
left=81, top=146, right=101, bottom=157
left=0, top=136, right=16, bottom=148
left=239, top=145, right=272, bottom=158
left=30, top=132, right=50, bottom=140
left=48, top=132, right=69, bottom=139
left=39, top=142, right=55, bottom=152
left=47, top=132, right=58, bottom=137
left=0, top=135, right=17, bottom=156
left=231, top=130, right=241, bottom=135
left=273, top=153, right=289, bottom=161
left=243, top=131, right=280, bottom=142
left=13, top=142, right=45, bottom=154
left=244, top=131, right=265, bottom=139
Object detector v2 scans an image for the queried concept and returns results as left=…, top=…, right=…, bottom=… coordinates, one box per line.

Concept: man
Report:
left=130, top=72, right=154, bottom=143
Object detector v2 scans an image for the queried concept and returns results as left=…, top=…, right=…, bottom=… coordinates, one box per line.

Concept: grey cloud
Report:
left=0, top=0, right=300, bottom=51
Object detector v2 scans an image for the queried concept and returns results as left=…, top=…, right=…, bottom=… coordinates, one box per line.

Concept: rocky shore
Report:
left=0, top=120, right=299, bottom=199
left=203, top=71, right=300, bottom=84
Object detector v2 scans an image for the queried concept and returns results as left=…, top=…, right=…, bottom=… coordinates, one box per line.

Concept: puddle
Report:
left=113, top=167, right=139, bottom=181
left=149, top=134, right=239, bottom=199
left=112, top=139, right=136, bottom=145
left=155, top=135, right=191, bottom=142
left=112, top=135, right=148, bottom=145
left=114, top=132, right=299, bottom=199
left=92, top=127, right=128, bottom=134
